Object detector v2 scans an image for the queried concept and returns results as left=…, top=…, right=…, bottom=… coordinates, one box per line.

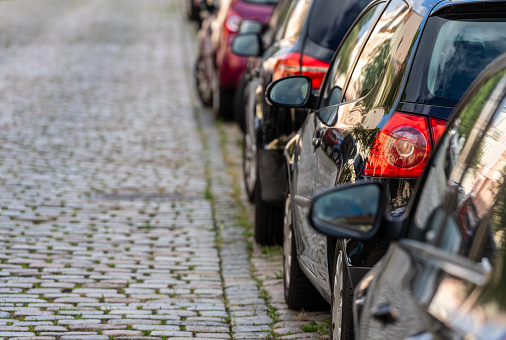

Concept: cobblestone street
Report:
left=0, top=0, right=329, bottom=339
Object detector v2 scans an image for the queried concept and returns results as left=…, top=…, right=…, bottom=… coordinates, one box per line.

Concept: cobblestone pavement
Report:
left=0, top=0, right=329, bottom=339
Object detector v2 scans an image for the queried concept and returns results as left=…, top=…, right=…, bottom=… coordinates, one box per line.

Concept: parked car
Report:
left=264, top=0, right=506, bottom=333
left=309, top=53, right=506, bottom=340
left=185, top=0, right=203, bottom=21
left=231, top=0, right=371, bottom=245
left=193, top=0, right=278, bottom=118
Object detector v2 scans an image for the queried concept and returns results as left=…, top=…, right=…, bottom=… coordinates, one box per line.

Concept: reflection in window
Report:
left=320, top=3, right=385, bottom=109
left=282, top=0, right=311, bottom=42
left=345, top=0, right=409, bottom=101
left=404, top=17, right=506, bottom=108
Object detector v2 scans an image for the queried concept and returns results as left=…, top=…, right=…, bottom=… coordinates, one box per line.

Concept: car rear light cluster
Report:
left=429, top=117, right=447, bottom=144
left=272, top=52, right=329, bottom=89
left=225, top=8, right=242, bottom=33
left=363, top=112, right=447, bottom=178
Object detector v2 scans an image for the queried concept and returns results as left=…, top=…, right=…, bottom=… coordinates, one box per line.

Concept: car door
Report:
left=356, top=65, right=506, bottom=339
left=293, top=1, right=387, bottom=293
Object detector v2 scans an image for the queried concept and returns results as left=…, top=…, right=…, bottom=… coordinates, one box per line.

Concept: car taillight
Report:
left=429, top=118, right=447, bottom=145
left=363, top=112, right=431, bottom=178
left=225, top=8, right=242, bottom=33
left=272, top=52, right=329, bottom=89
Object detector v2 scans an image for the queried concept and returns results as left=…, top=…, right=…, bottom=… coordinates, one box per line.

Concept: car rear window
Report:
left=307, top=0, right=371, bottom=50
left=403, top=16, right=506, bottom=108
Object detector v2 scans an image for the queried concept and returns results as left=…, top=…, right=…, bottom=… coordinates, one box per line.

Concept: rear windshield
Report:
left=308, top=0, right=371, bottom=50
left=403, top=16, right=506, bottom=108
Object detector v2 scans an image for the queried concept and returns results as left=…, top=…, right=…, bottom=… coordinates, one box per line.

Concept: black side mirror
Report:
left=231, top=33, right=263, bottom=57
left=265, top=75, right=315, bottom=108
left=309, top=181, right=387, bottom=240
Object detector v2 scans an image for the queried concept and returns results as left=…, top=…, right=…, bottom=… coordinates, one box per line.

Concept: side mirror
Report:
left=265, top=75, right=314, bottom=108
left=231, top=33, right=263, bottom=57
left=309, top=181, right=387, bottom=239
left=239, top=20, right=263, bottom=34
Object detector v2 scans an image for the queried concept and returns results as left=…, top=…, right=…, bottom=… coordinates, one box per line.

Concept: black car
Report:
left=264, top=0, right=506, bottom=336
left=231, top=0, right=371, bottom=245
left=309, top=53, right=506, bottom=340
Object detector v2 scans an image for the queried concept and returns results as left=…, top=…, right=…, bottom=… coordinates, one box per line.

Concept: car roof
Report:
left=405, top=0, right=506, bottom=17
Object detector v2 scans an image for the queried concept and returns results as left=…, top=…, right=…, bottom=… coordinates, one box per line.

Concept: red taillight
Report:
left=429, top=118, right=447, bottom=145
left=363, top=112, right=431, bottom=178
left=272, top=52, right=329, bottom=89
left=302, top=54, right=329, bottom=89
left=225, top=8, right=242, bottom=33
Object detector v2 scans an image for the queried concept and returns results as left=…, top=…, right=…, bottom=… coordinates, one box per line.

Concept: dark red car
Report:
left=194, top=0, right=278, bottom=118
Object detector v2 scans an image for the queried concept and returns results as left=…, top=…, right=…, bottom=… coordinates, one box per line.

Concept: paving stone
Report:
left=60, top=336, right=108, bottom=340
left=232, top=325, right=272, bottom=332
left=150, top=331, right=192, bottom=337
left=0, top=2, right=331, bottom=340
left=233, top=316, right=273, bottom=326
left=185, top=325, right=229, bottom=333
left=233, top=332, right=270, bottom=339
left=0, top=332, right=35, bottom=337
left=196, top=333, right=231, bottom=339
left=34, top=326, right=68, bottom=332
left=101, top=330, right=144, bottom=337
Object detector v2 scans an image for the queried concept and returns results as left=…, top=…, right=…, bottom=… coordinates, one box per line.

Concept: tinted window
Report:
left=265, top=0, right=299, bottom=44
left=308, top=0, right=371, bottom=50
left=403, top=16, right=506, bottom=108
left=410, top=69, right=506, bottom=263
left=282, top=0, right=312, bottom=41
left=264, top=0, right=289, bottom=46
left=344, top=0, right=410, bottom=101
left=319, top=2, right=385, bottom=111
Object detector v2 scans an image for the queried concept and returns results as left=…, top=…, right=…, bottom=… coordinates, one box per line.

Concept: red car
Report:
left=194, top=0, right=278, bottom=118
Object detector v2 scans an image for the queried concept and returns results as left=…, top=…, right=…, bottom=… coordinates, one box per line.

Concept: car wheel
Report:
left=186, top=0, right=199, bottom=21
left=331, top=247, right=354, bottom=340
left=194, top=56, right=213, bottom=107
left=234, top=73, right=248, bottom=133
left=213, top=85, right=235, bottom=120
left=242, top=132, right=256, bottom=203
left=283, top=190, right=328, bottom=310
left=254, top=180, right=283, bottom=245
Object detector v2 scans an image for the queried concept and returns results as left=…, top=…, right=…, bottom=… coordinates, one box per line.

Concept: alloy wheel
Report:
left=332, top=251, right=344, bottom=340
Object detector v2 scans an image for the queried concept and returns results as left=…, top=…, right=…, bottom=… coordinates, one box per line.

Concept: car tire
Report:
left=283, top=190, right=328, bottom=310
left=213, top=85, right=235, bottom=120
left=234, top=73, right=248, bottom=133
left=242, top=133, right=256, bottom=203
left=187, top=0, right=200, bottom=21
left=254, top=180, right=283, bottom=245
left=331, top=246, right=354, bottom=340
left=194, top=57, right=213, bottom=107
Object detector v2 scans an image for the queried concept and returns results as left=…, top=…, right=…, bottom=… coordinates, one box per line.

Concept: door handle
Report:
left=371, top=302, right=398, bottom=324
